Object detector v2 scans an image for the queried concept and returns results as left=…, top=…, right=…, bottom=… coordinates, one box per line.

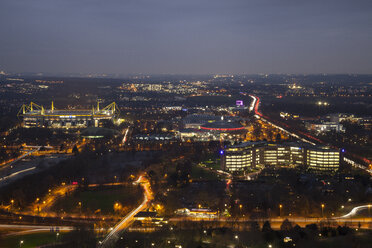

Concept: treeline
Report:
left=0, top=149, right=142, bottom=209
left=115, top=220, right=369, bottom=248
left=4, top=127, right=75, bottom=146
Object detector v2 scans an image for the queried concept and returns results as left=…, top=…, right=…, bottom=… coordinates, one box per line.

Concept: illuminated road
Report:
left=0, top=167, right=36, bottom=182
left=249, top=95, right=372, bottom=175
left=249, top=95, right=316, bottom=145
left=0, top=224, right=74, bottom=236
left=99, top=175, right=153, bottom=247
left=343, top=157, right=372, bottom=174
left=27, top=184, right=78, bottom=216
left=337, top=205, right=372, bottom=219
left=0, top=154, right=70, bottom=187
left=0, top=147, right=40, bottom=170
left=122, top=127, right=129, bottom=145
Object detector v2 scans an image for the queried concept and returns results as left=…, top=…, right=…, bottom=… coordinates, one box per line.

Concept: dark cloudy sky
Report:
left=1, top=0, right=372, bottom=74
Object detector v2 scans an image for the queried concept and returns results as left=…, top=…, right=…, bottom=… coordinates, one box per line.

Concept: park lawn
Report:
left=202, top=159, right=221, bottom=170
left=51, top=185, right=142, bottom=215
left=0, top=232, right=66, bottom=248
left=191, top=165, right=219, bottom=180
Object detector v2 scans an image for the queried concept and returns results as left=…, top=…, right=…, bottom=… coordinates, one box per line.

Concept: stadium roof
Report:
left=200, top=121, right=244, bottom=132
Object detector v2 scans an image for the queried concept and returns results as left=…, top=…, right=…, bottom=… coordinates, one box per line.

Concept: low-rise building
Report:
left=305, top=121, right=345, bottom=133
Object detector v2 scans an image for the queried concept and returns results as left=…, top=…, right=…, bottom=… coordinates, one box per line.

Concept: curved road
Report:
left=99, top=175, right=152, bottom=247
left=337, top=205, right=372, bottom=219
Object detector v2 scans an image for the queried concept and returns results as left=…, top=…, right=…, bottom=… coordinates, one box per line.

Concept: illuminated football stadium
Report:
left=18, top=101, right=119, bottom=129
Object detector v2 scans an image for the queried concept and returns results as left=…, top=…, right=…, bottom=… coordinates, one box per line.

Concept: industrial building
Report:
left=305, top=121, right=345, bottom=133
left=18, top=101, right=119, bottom=129
left=222, top=141, right=340, bottom=174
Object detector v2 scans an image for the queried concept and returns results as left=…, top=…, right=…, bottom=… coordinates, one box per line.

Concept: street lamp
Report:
left=20, top=240, right=24, bottom=247
left=321, top=204, right=325, bottom=218
left=279, top=204, right=283, bottom=218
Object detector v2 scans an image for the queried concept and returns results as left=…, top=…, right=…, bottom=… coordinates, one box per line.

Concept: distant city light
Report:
left=236, top=100, right=244, bottom=106
left=317, top=101, right=329, bottom=106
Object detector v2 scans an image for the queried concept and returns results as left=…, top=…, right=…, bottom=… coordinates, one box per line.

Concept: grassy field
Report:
left=51, top=185, right=142, bottom=215
left=191, top=165, right=219, bottom=180
left=0, top=232, right=66, bottom=248
left=200, top=159, right=221, bottom=170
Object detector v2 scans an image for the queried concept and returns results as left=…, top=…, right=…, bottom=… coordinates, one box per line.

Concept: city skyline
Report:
left=0, top=1, right=372, bottom=247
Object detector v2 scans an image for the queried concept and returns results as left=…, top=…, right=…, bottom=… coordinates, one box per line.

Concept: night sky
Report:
left=1, top=0, right=372, bottom=74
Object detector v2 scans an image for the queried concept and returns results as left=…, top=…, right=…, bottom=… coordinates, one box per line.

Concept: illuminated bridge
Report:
left=18, top=101, right=119, bottom=129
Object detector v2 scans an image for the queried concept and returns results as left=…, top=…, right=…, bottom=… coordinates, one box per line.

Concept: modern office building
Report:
left=222, top=141, right=264, bottom=171
left=306, top=147, right=340, bottom=173
left=222, top=141, right=340, bottom=174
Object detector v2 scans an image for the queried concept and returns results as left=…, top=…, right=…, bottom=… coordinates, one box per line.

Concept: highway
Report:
left=249, top=95, right=372, bottom=175
left=0, top=146, right=40, bottom=170
left=0, top=147, right=41, bottom=185
left=0, top=224, right=74, bottom=237
left=99, top=175, right=153, bottom=247
left=0, top=154, right=70, bottom=187
left=0, top=166, right=36, bottom=182
left=249, top=95, right=316, bottom=145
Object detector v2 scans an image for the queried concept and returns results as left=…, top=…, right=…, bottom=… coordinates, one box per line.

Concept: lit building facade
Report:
left=306, top=147, right=340, bottom=173
left=18, top=102, right=119, bottom=129
left=222, top=142, right=340, bottom=174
